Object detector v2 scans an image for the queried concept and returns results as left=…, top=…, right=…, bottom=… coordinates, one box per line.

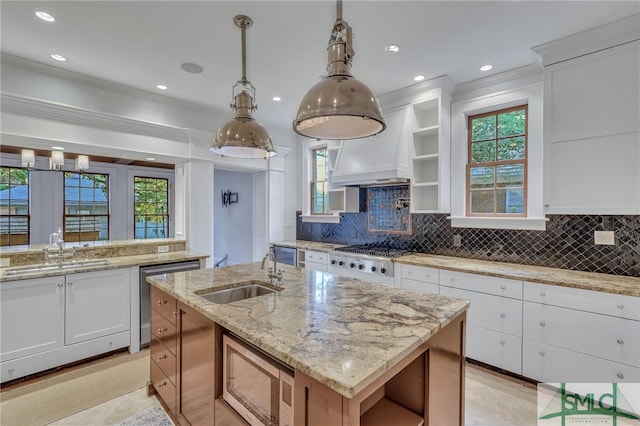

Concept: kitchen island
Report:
left=148, top=263, right=469, bottom=426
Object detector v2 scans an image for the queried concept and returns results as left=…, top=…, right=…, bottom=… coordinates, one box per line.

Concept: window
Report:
left=64, top=172, right=109, bottom=242
left=310, top=147, right=328, bottom=215
left=134, top=176, right=169, bottom=239
left=0, top=167, right=29, bottom=246
left=467, top=105, right=527, bottom=216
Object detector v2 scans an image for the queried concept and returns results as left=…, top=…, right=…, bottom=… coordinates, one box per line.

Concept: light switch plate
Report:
left=157, top=245, right=170, bottom=253
left=0, top=258, right=10, bottom=267
left=594, top=230, right=615, bottom=245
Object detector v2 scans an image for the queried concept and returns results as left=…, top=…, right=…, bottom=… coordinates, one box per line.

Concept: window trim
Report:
left=449, top=82, right=547, bottom=231
left=0, top=166, right=30, bottom=246
left=301, top=140, right=340, bottom=223
left=310, top=146, right=329, bottom=215
left=465, top=105, right=528, bottom=217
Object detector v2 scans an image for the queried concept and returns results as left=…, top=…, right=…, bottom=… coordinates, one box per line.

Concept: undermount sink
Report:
left=3, top=259, right=112, bottom=278
left=197, top=280, right=282, bottom=304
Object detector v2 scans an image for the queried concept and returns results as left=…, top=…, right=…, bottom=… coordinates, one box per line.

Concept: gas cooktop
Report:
left=328, top=245, right=413, bottom=282
left=332, top=244, right=413, bottom=258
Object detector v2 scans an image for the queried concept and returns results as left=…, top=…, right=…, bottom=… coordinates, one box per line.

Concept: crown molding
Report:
left=1, top=93, right=190, bottom=143
left=452, top=64, right=542, bottom=103
left=532, top=14, right=640, bottom=66
left=378, top=75, right=456, bottom=109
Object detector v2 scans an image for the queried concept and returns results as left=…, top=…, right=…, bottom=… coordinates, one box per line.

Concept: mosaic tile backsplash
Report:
left=297, top=208, right=640, bottom=277
left=367, top=185, right=411, bottom=234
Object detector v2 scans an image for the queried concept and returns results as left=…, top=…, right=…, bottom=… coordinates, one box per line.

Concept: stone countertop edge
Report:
left=271, top=240, right=345, bottom=252
left=396, top=254, right=640, bottom=297
left=147, top=263, right=469, bottom=399
left=0, top=251, right=208, bottom=282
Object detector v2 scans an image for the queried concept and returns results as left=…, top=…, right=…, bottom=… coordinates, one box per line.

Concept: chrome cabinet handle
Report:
left=157, top=354, right=167, bottom=361
left=500, top=313, right=506, bottom=319
left=539, top=351, right=545, bottom=357
left=617, top=304, right=624, bottom=310
left=500, top=285, right=506, bottom=290
left=540, top=292, right=546, bottom=297
left=57, top=282, right=64, bottom=287
left=539, top=321, right=546, bottom=327
left=157, top=327, right=167, bottom=334
left=157, top=300, right=168, bottom=305
left=617, top=339, right=624, bottom=345
left=158, top=381, right=167, bottom=388
left=617, top=373, right=624, bottom=380
left=499, top=340, right=505, bottom=346
left=67, top=281, right=73, bottom=286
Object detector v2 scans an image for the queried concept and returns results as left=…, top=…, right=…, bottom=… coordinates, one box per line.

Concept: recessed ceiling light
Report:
left=480, top=64, right=493, bottom=71
left=181, top=63, right=204, bottom=74
left=414, top=75, right=425, bottom=82
left=35, top=11, right=55, bottom=22
left=156, top=84, right=168, bottom=90
left=50, top=54, right=66, bottom=62
left=385, top=44, right=400, bottom=53
left=51, top=146, right=65, bottom=150
left=145, top=157, right=156, bottom=161
left=272, top=96, right=282, bottom=102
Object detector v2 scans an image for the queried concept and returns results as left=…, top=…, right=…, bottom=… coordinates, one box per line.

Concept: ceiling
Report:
left=1, top=1, right=638, bottom=132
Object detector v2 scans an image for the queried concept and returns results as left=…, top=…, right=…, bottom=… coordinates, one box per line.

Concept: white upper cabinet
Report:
left=536, top=16, right=640, bottom=214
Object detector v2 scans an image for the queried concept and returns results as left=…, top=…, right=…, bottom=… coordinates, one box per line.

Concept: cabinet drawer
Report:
left=151, top=336, right=176, bottom=386
left=401, top=264, right=439, bottom=285
left=305, top=261, right=327, bottom=272
left=523, top=302, right=639, bottom=366
left=151, top=360, right=176, bottom=414
left=523, top=339, right=640, bottom=383
left=151, top=309, right=177, bottom=355
left=439, top=270, right=522, bottom=299
left=466, top=325, right=522, bottom=374
left=440, top=286, right=522, bottom=337
left=402, top=278, right=438, bottom=295
left=151, top=286, right=177, bottom=325
left=524, top=281, right=640, bottom=321
left=305, top=251, right=327, bottom=265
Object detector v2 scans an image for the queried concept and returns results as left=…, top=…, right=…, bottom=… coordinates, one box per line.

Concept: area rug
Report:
left=115, top=406, right=173, bottom=426
left=0, top=350, right=150, bottom=426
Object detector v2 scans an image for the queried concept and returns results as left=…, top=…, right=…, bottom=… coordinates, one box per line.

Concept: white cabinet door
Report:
left=65, top=268, right=131, bottom=345
left=402, top=278, right=438, bottom=295
left=0, top=276, right=65, bottom=362
left=543, top=41, right=640, bottom=214
left=467, top=325, right=522, bottom=375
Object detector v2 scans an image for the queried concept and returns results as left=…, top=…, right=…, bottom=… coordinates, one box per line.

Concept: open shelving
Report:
left=326, top=141, right=359, bottom=213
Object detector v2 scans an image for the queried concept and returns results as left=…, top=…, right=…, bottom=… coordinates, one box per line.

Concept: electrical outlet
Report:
left=594, top=231, right=615, bottom=245
left=0, top=258, right=10, bottom=267
left=453, top=235, right=462, bottom=247
left=157, top=245, right=170, bottom=253
left=352, top=229, right=358, bottom=238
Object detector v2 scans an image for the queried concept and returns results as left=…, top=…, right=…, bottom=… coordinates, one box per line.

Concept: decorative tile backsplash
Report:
left=297, top=209, right=640, bottom=277
left=367, top=185, right=411, bottom=234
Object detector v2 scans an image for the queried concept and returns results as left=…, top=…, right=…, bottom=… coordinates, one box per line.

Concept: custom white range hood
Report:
left=330, top=107, right=411, bottom=186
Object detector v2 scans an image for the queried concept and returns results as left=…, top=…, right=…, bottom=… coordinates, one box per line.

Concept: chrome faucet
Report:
left=261, top=252, right=283, bottom=285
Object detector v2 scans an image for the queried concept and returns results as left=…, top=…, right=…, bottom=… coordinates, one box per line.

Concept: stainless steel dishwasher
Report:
left=139, top=259, right=201, bottom=347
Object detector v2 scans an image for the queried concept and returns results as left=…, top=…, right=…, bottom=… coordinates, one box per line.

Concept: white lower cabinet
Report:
left=439, top=272, right=523, bottom=375
left=1, top=268, right=131, bottom=383
left=398, top=264, right=439, bottom=294
left=299, top=250, right=328, bottom=272
left=522, top=281, right=640, bottom=383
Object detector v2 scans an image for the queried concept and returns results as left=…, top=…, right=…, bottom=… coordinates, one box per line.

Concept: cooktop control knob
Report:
left=358, top=264, right=364, bottom=270
left=338, top=261, right=344, bottom=266
left=330, top=259, right=337, bottom=265
left=380, top=267, right=387, bottom=274
left=371, top=266, right=377, bottom=272
left=349, top=262, right=356, bottom=268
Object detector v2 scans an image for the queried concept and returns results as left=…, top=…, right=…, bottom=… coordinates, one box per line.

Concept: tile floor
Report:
left=46, top=362, right=538, bottom=425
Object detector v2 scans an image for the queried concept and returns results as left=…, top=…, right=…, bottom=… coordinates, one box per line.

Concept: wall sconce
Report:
left=221, top=189, right=239, bottom=207
left=49, top=150, right=65, bottom=170
left=76, top=155, right=89, bottom=172
left=21, top=149, right=35, bottom=168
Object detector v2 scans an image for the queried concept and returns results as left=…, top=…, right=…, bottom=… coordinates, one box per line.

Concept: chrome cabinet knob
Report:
left=617, top=304, right=624, bottom=310
left=157, top=300, right=168, bottom=305
left=617, top=339, right=624, bottom=345
left=540, top=292, right=546, bottom=297
left=500, top=285, right=506, bottom=290
left=499, top=340, right=505, bottom=346
left=539, top=321, right=546, bottom=327
left=539, top=351, right=545, bottom=357
left=500, top=313, right=506, bottom=319
left=617, top=373, right=624, bottom=380
left=157, top=354, right=167, bottom=361
left=157, top=327, right=167, bottom=334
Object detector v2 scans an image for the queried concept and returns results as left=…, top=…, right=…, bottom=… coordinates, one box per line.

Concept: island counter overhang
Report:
left=148, top=263, right=469, bottom=425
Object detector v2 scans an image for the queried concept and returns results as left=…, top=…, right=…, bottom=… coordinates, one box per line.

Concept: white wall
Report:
left=214, top=169, right=254, bottom=265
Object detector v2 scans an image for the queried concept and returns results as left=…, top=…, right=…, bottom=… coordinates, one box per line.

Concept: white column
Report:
left=179, top=160, right=214, bottom=267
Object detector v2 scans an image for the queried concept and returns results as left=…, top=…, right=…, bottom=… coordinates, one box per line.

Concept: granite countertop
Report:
left=0, top=238, right=183, bottom=255
left=396, top=254, right=640, bottom=297
left=0, top=251, right=207, bottom=282
left=271, top=240, right=345, bottom=252
left=148, top=263, right=469, bottom=398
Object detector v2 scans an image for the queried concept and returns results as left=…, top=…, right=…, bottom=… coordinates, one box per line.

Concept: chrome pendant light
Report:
left=293, top=0, right=385, bottom=140
left=211, top=15, right=275, bottom=159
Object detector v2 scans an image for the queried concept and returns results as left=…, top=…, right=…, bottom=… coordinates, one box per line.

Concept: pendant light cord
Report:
left=337, top=0, right=342, bottom=21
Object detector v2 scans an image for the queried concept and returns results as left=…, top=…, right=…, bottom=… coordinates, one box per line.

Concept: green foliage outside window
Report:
left=134, top=177, right=169, bottom=239
left=311, top=148, right=329, bottom=214
left=468, top=106, right=527, bottom=215
left=0, top=167, right=29, bottom=246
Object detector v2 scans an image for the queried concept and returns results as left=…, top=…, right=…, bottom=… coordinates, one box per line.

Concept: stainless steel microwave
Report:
left=223, top=334, right=294, bottom=426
